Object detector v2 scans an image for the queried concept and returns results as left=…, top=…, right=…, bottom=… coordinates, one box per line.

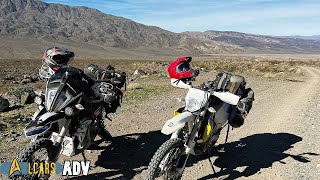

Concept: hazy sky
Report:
left=43, top=0, right=320, bottom=36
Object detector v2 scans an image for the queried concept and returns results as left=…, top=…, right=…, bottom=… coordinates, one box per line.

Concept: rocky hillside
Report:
left=0, top=0, right=319, bottom=58
left=281, top=35, right=320, bottom=41
left=0, top=0, right=243, bottom=58
left=1, top=0, right=184, bottom=48
left=183, top=31, right=320, bottom=54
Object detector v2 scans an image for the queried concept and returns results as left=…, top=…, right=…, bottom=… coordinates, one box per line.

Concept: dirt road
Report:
left=179, top=67, right=320, bottom=180
left=51, top=67, right=320, bottom=180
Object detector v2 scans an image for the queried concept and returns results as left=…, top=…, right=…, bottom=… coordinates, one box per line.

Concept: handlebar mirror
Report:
left=95, top=79, right=111, bottom=83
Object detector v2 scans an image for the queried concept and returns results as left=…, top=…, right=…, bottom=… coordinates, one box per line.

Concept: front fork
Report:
left=49, top=119, right=71, bottom=162
left=171, top=112, right=204, bottom=174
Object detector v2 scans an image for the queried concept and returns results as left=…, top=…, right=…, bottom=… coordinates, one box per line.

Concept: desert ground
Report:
left=0, top=55, right=320, bottom=180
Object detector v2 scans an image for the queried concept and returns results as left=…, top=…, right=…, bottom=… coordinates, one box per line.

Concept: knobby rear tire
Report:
left=146, top=138, right=184, bottom=180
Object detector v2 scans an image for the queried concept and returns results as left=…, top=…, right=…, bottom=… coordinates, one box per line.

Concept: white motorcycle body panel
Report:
left=161, top=112, right=195, bottom=135
left=185, top=88, right=210, bottom=112
left=212, top=91, right=240, bottom=105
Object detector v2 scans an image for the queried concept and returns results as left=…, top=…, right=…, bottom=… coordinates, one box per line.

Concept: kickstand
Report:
left=105, top=115, right=112, bottom=121
left=221, top=124, right=230, bottom=152
left=225, top=124, right=230, bottom=144
left=82, top=152, right=96, bottom=169
left=207, top=124, right=231, bottom=176
left=81, top=152, right=87, bottom=162
left=208, top=157, right=216, bottom=176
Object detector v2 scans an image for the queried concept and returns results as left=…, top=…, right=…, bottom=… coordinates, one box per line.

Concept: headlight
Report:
left=185, top=98, right=200, bottom=112
left=65, top=106, right=75, bottom=116
left=184, top=88, right=210, bottom=112
left=34, top=96, right=43, bottom=105
left=46, top=90, right=57, bottom=110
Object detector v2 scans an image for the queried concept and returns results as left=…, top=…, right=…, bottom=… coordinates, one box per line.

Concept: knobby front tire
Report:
left=146, top=138, right=185, bottom=180
left=11, top=138, right=53, bottom=180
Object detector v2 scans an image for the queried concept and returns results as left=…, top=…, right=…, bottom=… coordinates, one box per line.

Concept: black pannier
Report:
left=84, top=64, right=104, bottom=80
left=201, top=71, right=254, bottom=128
left=213, top=71, right=246, bottom=95
left=104, top=65, right=127, bottom=89
left=84, top=64, right=127, bottom=115
left=84, top=64, right=127, bottom=89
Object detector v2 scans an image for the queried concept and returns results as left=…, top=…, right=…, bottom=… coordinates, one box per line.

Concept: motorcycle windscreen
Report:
left=45, top=70, right=77, bottom=112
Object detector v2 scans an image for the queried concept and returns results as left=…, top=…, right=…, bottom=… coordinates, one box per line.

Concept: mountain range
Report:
left=280, top=35, right=320, bottom=41
left=1, top=0, right=320, bottom=59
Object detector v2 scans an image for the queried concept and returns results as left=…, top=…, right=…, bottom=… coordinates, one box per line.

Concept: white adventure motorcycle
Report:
left=146, top=77, right=240, bottom=180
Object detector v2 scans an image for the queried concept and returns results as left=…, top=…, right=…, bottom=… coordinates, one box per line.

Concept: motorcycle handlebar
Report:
left=95, top=79, right=111, bottom=83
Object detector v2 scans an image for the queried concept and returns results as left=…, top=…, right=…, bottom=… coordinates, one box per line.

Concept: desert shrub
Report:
left=8, top=87, right=34, bottom=98
left=224, top=65, right=238, bottom=72
left=270, top=60, right=280, bottom=65
left=125, top=85, right=170, bottom=104
left=214, top=66, right=223, bottom=72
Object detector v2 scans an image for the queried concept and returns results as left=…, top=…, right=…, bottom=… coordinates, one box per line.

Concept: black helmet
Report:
left=42, top=47, right=74, bottom=69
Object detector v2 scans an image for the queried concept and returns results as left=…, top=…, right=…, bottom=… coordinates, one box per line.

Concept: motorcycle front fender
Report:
left=25, top=112, right=63, bottom=137
left=161, top=112, right=195, bottom=135
left=37, top=112, right=61, bottom=125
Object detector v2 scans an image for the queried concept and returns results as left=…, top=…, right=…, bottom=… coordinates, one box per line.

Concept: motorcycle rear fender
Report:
left=161, top=112, right=195, bottom=135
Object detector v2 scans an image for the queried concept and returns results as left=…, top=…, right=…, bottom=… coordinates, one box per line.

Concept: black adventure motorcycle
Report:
left=12, top=64, right=126, bottom=180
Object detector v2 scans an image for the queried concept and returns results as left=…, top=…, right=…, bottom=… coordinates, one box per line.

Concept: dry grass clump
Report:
left=193, top=60, right=298, bottom=74
left=125, top=84, right=171, bottom=105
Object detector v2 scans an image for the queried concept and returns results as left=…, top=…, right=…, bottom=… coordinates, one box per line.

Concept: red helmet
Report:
left=42, top=47, right=74, bottom=70
left=168, top=56, right=194, bottom=79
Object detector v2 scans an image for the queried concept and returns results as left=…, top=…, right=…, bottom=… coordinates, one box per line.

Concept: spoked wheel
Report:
left=146, top=138, right=186, bottom=180
left=11, top=138, right=54, bottom=180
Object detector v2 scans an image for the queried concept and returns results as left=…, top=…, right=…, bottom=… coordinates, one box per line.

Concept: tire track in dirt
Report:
left=254, top=67, right=318, bottom=132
